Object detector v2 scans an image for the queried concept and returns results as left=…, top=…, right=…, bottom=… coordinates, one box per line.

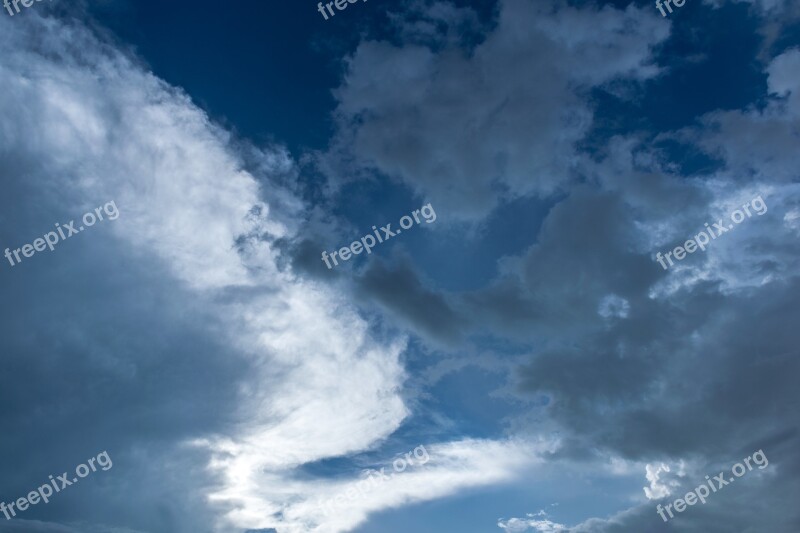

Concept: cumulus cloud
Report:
left=324, top=0, right=669, bottom=220
left=503, top=35, right=800, bottom=533
left=643, top=461, right=686, bottom=500
left=0, top=8, right=551, bottom=533
left=312, top=7, right=800, bottom=529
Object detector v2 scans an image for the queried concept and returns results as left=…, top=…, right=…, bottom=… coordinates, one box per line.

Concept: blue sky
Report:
left=1, top=0, right=799, bottom=532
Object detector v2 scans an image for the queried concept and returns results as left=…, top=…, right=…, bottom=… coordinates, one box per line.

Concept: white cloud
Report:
left=282, top=438, right=558, bottom=533
left=643, top=462, right=676, bottom=499
left=640, top=48, right=800, bottom=297
left=498, top=511, right=567, bottom=532
left=0, top=11, right=557, bottom=533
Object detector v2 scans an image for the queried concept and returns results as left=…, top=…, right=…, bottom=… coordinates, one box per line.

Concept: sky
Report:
left=0, top=0, right=799, bottom=532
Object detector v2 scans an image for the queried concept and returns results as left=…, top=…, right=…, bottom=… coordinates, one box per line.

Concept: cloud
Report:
left=1, top=7, right=406, bottom=529
left=0, top=8, right=558, bottom=533
left=2, top=2, right=798, bottom=533
left=290, top=438, right=557, bottom=533
left=499, top=37, right=800, bottom=533
left=355, top=256, right=465, bottom=346
left=597, top=294, right=631, bottom=320
left=643, top=461, right=687, bottom=500
left=324, top=0, right=669, bottom=220
left=767, top=48, right=800, bottom=111
left=498, top=511, right=567, bottom=532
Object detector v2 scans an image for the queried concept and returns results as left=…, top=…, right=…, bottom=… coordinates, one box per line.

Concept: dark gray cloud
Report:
left=355, top=256, right=465, bottom=346
left=323, top=0, right=669, bottom=220
left=321, top=5, right=800, bottom=528
left=0, top=201, right=247, bottom=533
left=493, top=42, right=800, bottom=533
